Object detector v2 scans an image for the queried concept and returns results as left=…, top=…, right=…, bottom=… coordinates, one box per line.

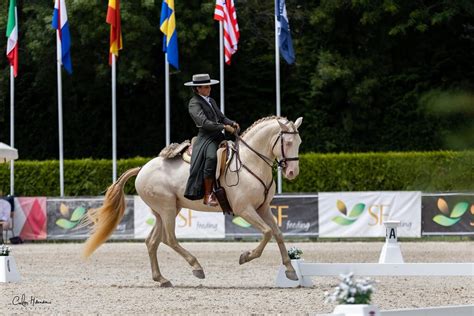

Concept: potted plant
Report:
left=288, top=246, right=303, bottom=260
left=0, top=244, right=11, bottom=256
left=325, top=272, right=379, bottom=316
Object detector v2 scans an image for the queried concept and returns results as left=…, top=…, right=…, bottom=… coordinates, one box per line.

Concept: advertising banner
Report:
left=13, top=197, right=47, bottom=240
left=225, top=194, right=318, bottom=237
left=134, top=196, right=225, bottom=239
left=422, top=193, right=474, bottom=235
left=319, top=192, right=421, bottom=237
left=47, top=197, right=134, bottom=239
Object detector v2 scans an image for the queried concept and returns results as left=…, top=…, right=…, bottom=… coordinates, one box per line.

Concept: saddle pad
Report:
left=215, top=141, right=235, bottom=180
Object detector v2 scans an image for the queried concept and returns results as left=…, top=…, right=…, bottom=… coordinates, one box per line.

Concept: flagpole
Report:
left=112, top=54, right=117, bottom=182
left=219, top=21, right=225, bottom=114
left=275, top=0, right=282, bottom=194
left=165, top=53, right=170, bottom=146
left=9, top=66, right=15, bottom=196
left=56, top=31, right=65, bottom=197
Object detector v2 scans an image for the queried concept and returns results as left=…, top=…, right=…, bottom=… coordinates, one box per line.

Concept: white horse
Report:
left=82, top=116, right=303, bottom=287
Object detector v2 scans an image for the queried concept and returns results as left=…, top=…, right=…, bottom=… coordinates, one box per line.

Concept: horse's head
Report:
left=273, top=117, right=303, bottom=180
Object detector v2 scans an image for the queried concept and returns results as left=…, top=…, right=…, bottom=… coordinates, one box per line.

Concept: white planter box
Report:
left=333, top=304, right=380, bottom=316
left=0, top=255, right=21, bottom=283
left=275, top=259, right=313, bottom=288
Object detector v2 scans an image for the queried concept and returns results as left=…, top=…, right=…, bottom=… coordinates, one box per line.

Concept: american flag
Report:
left=214, top=0, right=240, bottom=65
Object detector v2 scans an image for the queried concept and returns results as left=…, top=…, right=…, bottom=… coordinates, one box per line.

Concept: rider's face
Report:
left=196, top=85, right=211, bottom=97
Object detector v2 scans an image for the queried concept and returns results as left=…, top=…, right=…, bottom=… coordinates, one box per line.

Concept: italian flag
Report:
left=6, top=0, right=18, bottom=77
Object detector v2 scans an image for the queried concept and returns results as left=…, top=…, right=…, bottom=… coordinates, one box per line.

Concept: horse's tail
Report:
left=82, top=167, right=141, bottom=259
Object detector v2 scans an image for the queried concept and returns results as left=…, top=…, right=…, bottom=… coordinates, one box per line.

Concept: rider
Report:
left=184, top=74, right=240, bottom=206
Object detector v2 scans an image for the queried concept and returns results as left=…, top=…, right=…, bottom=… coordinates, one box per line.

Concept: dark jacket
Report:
left=184, top=95, right=235, bottom=200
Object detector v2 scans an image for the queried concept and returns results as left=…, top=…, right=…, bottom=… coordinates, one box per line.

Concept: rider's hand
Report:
left=232, top=122, right=240, bottom=132
left=224, top=125, right=235, bottom=134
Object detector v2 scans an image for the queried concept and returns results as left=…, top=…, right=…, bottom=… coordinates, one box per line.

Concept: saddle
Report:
left=182, top=137, right=196, bottom=163
left=215, top=140, right=235, bottom=180
left=159, top=138, right=234, bottom=215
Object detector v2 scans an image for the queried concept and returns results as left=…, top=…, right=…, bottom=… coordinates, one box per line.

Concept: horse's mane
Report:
left=240, top=115, right=288, bottom=138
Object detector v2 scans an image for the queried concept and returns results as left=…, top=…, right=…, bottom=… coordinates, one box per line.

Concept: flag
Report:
left=6, top=0, right=18, bottom=77
left=52, top=0, right=72, bottom=74
left=214, top=0, right=239, bottom=65
left=107, top=0, right=122, bottom=65
left=160, top=0, right=179, bottom=69
left=276, top=0, right=295, bottom=64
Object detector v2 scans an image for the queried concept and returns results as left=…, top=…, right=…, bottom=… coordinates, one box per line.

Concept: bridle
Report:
left=271, top=131, right=300, bottom=169
left=225, top=124, right=300, bottom=209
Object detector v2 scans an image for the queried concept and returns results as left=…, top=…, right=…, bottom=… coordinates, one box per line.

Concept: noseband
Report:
left=271, top=131, right=300, bottom=169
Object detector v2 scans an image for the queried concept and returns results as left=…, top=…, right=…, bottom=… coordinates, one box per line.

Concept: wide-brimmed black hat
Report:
left=184, top=73, right=219, bottom=86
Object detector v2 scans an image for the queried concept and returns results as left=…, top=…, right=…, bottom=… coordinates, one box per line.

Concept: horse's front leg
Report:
left=237, top=207, right=273, bottom=265
left=258, top=205, right=298, bottom=281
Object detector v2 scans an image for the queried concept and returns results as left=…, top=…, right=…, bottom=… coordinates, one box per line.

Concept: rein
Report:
left=225, top=127, right=300, bottom=210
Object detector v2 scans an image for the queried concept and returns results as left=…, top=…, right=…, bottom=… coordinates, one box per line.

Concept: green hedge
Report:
left=0, top=158, right=148, bottom=196
left=0, top=152, right=472, bottom=196
left=284, top=151, right=474, bottom=192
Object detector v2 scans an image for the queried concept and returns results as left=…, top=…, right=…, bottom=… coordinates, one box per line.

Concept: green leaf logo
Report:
left=146, top=218, right=156, bottom=226
left=70, top=207, right=86, bottom=222
left=55, top=218, right=77, bottom=229
left=56, top=205, right=88, bottom=230
left=232, top=216, right=252, bottom=228
left=331, top=201, right=366, bottom=226
left=432, top=199, right=470, bottom=227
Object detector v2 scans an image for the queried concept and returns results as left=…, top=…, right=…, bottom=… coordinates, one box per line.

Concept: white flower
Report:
left=324, top=272, right=375, bottom=305
left=287, top=247, right=303, bottom=259
left=0, top=244, right=12, bottom=256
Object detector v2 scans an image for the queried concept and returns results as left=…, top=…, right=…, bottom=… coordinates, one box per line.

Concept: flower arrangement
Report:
left=287, top=246, right=303, bottom=260
left=325, top=273, right=375, bottom=305
left=0, top=244, right=12, bottom=256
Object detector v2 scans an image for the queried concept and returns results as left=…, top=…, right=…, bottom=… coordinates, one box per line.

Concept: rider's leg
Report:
left=203, top=141, right=219, bottom=206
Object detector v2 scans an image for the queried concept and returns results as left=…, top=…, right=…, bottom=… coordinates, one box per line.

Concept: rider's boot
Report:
left=203, top=177, right=218, bottom=207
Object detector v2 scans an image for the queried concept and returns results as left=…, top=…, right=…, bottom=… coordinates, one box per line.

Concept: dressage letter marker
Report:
left=378, top=220, right=404, bottom=263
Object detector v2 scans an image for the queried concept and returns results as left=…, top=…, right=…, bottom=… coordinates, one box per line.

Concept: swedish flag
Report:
left=160, top=0, right=179, bottom=69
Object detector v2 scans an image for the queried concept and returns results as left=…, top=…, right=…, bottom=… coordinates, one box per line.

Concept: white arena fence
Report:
left=275, top=221, right=474, bottom=288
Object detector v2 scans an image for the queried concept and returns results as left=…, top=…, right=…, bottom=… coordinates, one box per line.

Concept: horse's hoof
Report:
left=160, top=281, right=173, bottom=288
left=239, top=251, right=250, bottom=265
left=285, top=270, right=298, bottom=281
left=193, top=269, right=205, bottom=279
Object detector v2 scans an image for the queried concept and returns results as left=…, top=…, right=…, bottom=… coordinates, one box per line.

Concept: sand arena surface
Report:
left=1, top=241, right=473, bottom=314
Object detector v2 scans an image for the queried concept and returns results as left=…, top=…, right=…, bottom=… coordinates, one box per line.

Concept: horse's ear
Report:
left=278, top=120, right=290, bottom=132
left=294, top=117, right=303, bottom=129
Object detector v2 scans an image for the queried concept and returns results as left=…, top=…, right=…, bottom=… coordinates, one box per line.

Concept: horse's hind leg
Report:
left=160, top=208, right=206, bottom=280
left=237, top=207, right=273, bottom=264
left=145, top=213, right=172, bottom=287
left=259, top=206, right=298, bottom=281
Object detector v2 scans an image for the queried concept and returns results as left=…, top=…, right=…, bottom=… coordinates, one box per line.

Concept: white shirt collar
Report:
left=199, top=94, right=211, bottom=104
